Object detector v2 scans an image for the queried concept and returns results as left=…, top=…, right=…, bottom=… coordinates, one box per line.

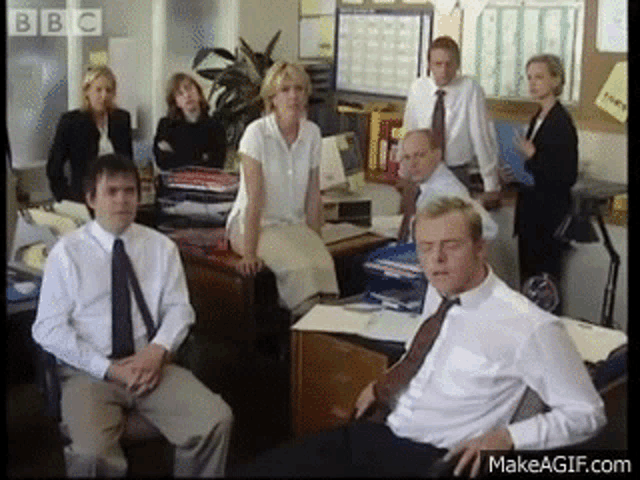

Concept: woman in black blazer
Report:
left=514, top=54, right=578, bottom=310
left=153, top=72, right=227, bottom=171
left=47, top=66, right=132, bottom=202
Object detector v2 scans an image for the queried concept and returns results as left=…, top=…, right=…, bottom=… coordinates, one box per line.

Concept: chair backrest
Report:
left=35, top=345, right=63, bottom=421
left=510, top=343, right=628, bottom=424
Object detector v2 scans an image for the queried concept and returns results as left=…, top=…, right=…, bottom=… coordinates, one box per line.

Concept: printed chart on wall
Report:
left=335, top=9, right=432, bottom=97
left=467, top=1, right=584, bottom=104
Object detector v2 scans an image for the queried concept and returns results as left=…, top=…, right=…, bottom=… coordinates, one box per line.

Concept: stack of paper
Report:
left=291, top=304, right=423, bottom=344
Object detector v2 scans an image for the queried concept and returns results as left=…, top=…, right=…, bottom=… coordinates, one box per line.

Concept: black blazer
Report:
left=514, top=101, right=578, bottom=239
left=47, top=108, right=133, bottom=202
left=153, top=114, right=227, bottom=171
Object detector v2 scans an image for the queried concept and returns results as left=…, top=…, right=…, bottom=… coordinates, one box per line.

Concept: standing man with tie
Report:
left=234, top=196, right=604, bottom=478
left=32, top=153, right=233, bottom=477
left=403, top=36, right=502, bottom=210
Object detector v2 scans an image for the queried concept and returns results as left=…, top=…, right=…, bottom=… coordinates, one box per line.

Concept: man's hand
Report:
left=353, top=381, right=377, bottom=420
left=444, top=427, right=514, bottom=478
left=107, top=344, right=168, bottom=397
left=478, top=191, right=502, bottom=211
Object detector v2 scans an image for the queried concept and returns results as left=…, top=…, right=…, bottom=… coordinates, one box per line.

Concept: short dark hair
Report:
left=428, top=36, right=461, bottom=67
left=84, top=153, right=140, bottom=201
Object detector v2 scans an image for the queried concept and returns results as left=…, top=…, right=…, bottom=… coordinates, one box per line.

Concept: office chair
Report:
left=35, top=330, right=203, bottom=476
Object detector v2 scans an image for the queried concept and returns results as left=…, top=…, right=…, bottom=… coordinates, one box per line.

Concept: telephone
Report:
left=11, top=202, right=90, bottom=272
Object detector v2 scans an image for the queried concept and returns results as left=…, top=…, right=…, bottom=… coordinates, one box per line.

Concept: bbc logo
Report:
left=8, top=8, right=102, bottom=36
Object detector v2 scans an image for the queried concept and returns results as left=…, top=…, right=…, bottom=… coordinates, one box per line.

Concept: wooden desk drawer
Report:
left=292, top=332, right=389, bottom=436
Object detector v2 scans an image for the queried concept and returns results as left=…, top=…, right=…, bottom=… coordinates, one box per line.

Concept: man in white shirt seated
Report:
left=397, top=128, right=497, bottom=242
left=32, top=153, right=233, bottom=477
left=234, top=195, right=605, bottom=478
left=403, top=36, right=502, bottom=210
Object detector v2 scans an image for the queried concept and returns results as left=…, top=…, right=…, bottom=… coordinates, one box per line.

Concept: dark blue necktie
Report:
left=111, top=238, right=156, bottom=359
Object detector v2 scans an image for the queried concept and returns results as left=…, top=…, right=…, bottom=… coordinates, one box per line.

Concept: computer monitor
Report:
left=320, top=131, right=365, bottom=192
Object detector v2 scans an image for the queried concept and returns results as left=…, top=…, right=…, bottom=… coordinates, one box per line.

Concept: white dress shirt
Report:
left=403, top=75, right=501, bottom=192
left=387, top=268, right=606, bottom=451
left=32, top=221, right=195, bottom=380
left=414, top=163, right=499, bottom=240
left=226, top=113, right=321, bottom=237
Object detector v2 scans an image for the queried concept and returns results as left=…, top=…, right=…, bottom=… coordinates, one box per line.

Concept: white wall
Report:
left=237, top=0, right=299, bottom=62
left=577, top=130, right=627, bottom=184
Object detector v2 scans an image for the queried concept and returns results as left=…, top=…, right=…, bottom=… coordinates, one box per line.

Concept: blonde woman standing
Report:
left=47, top=66, right=132, bottom=202
left=226, top=61, right=339, bottom=315
left=514, top=54, right=578, bottom=312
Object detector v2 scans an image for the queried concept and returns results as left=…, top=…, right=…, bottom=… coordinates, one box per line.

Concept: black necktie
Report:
left=432, top=89, right=446, bottom=158
left=362, top=295, right=460, bottom=422
left=111, top=238, right=156, bottom=359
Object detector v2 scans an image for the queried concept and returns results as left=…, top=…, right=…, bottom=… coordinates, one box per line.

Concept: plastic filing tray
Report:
left=363, top=242, right=427, bottom=313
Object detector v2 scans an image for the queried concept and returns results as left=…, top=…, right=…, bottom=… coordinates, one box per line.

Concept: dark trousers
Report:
left=517, top=234, right=567, bottom=315
left=232, top=422, right=447, bottom=477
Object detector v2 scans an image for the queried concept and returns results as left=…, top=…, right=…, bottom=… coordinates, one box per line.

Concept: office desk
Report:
left=291, top=323, right=627, bottom=448
left=178, top=233, right=391, bottom=349
left=291, top=331, right=404, bottom=437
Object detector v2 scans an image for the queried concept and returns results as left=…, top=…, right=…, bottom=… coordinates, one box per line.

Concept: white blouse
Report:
left=226, top=113, right=322, bottom=236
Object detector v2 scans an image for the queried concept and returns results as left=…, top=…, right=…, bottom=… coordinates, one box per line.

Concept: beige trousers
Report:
left=230, top=223, right=339, bottom=310
left=59, top=364, right=233, bottom=477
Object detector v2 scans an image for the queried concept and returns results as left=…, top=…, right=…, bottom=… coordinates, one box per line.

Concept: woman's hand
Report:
left=238, top=253, right=264, bottom=276
left=514, top=133, right=536, bottom=158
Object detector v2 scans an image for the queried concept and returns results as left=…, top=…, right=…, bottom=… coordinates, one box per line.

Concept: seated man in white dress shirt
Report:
left=32, top=153, right=233, bottom=477
left=398, top=128, right=497, bottom=242
left=403, top=36, right=502, bottom=210
left=234, top=195, right=605, bottom=478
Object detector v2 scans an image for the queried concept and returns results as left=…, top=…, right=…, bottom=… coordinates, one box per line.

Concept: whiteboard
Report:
left=334, top=8, right=433, bottom=98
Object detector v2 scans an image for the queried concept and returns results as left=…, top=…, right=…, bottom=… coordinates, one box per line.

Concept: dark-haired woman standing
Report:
left=153, top=72, right=227, bottom=171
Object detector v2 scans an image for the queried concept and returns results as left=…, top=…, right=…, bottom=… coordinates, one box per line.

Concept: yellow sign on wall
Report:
left=595, top=61, right=628, bottom=123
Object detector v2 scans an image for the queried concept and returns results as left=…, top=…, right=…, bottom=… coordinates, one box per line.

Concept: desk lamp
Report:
left=554, top=179, right=626, bottom=329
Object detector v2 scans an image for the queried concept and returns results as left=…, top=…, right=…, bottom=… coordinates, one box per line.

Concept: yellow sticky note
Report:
left=89, top=51, right=109, bottom=66
left=595, top=61, right=628, bottom=123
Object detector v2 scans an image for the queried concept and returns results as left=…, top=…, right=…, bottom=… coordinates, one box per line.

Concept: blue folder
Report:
left=494, top=120, right=535, bottom=187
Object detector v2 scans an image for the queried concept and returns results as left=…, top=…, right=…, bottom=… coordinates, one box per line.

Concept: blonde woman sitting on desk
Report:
left=226, top=61, right=339, bottom=317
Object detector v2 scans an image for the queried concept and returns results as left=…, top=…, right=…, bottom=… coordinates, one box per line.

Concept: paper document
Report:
left=292, top=305, right=371, bottom=335
left=561, top=317, right=627, bottom=364
left=370, top=215, right=402, bottom=238
left=321, top=222, right=369, bottom=245
left=292, top=304, right=422, bottom=345
left=360, top=309, right=422, bottom=343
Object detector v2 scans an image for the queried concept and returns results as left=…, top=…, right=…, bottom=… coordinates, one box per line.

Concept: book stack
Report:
left=157, top=167, right=240, bottom=228
left=367, top=111, right=404, bottom=184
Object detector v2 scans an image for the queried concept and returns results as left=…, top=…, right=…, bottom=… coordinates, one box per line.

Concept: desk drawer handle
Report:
left=333, top=372, right=352, bottom=384
left=329, top=405, right=350, bottom=421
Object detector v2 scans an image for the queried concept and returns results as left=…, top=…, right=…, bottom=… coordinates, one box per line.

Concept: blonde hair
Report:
left=260, top=61, right=311, bottom=114
left=526, top=54, right=565, bottom=97
left=81, top=65, right=117, bottom=111
left=416, top=196, right=483, bottom=242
